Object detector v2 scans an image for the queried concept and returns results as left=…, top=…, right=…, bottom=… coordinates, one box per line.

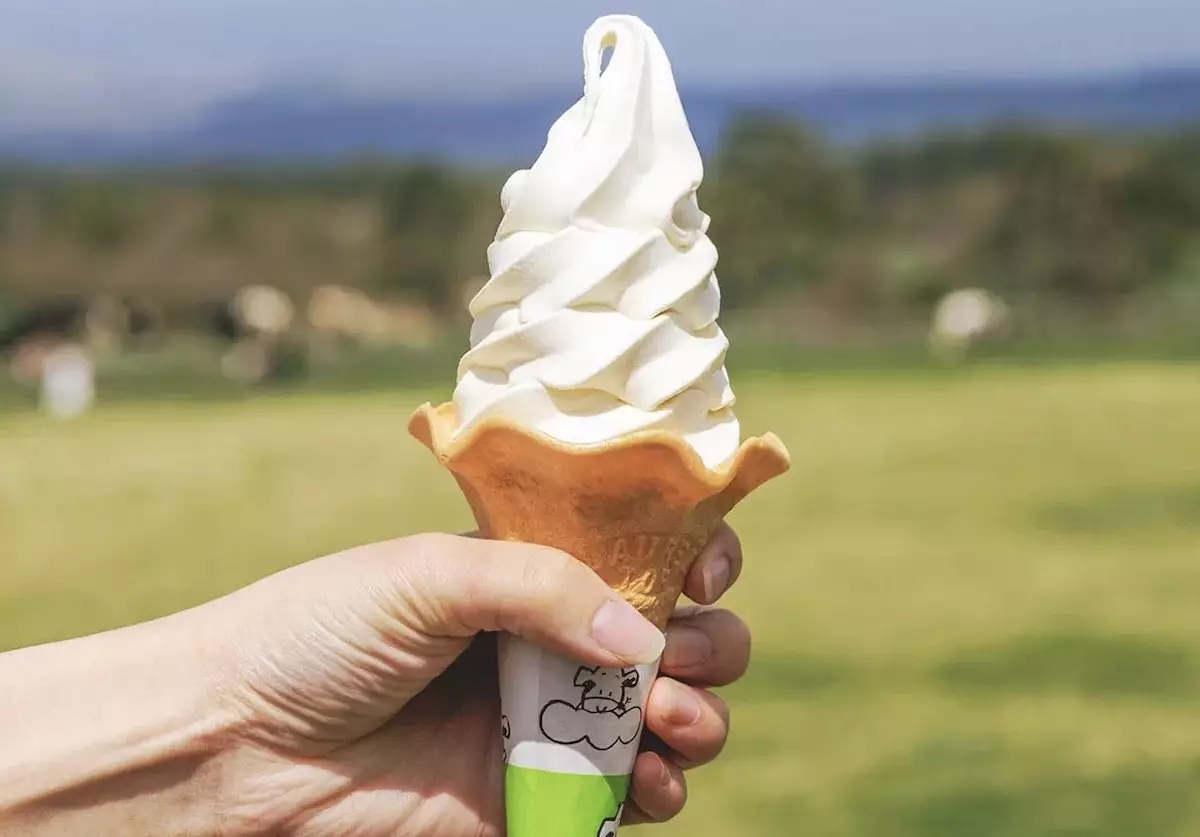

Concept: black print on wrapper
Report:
left=539, top=665, right=643, bottom=751
left=500, top=714, right=511, bottom=762
left=597, top=802, right=624, bottom=837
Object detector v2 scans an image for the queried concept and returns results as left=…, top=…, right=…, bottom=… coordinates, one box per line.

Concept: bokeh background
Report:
left=3, top=2, right=1200, bottom=834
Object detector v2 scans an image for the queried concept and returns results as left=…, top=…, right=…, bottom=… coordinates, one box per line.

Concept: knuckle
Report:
left=402, top=531, right=459, bottom=566
left=516, top=545, right=568, bottom=593
left=491, top=544, right=584, bottom=636
left=399, top=532, right=461, bottom=585
left=532, top=545, right=587, bottom=596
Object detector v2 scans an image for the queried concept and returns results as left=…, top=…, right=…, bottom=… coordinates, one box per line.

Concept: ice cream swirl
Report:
left=452, top=15, right=739, bottom=468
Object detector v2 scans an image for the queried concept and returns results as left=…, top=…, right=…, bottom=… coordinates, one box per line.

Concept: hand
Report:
left=213, top=525, right=750, bottom=836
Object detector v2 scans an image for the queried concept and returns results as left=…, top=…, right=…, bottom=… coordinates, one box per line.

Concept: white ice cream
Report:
left=452, top=14, right=739, bottom=468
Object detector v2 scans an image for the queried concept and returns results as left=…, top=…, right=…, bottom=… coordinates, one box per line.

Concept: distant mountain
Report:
left=2, top=68, right=1199, bottom=166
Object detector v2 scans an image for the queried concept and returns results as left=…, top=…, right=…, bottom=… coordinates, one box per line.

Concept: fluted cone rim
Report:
left=408, top=401, right=791, bottom=491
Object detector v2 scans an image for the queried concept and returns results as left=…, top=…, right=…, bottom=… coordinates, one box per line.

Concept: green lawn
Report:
left=3, top=364, right=1200, bottom=836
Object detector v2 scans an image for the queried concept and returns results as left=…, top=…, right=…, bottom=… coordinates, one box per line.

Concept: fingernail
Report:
left=663, top=682, right=702, bottom=727
left=592, top=599, right=666, bottom=664
left=663, top=626, right=714, bottom=671
left=701, top=554, right=731, bottom=602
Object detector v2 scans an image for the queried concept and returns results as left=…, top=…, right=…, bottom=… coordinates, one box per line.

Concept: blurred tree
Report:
left=51, top=179, right=140, bottom=252
left=203, top=200, right=249, bottom=247
left=378, top=163, right=479, bottom=314
left=0, top=122, right=1196, bottom=341
left=0, top=286, right=17, bottom=337
left=980, top=132, right=1200, bottom=303
left=861, top=125, right=1090, bottom=191
left=708, top=112, right=860, bottom=309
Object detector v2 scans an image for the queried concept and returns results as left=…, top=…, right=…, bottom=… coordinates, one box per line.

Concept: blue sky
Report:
left=2, top=0, right=1199, bottom=129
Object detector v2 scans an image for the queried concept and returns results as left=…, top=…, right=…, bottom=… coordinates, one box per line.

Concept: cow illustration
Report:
left=575, top=666, right=639, bottom=714
left=539, top=665, right=644, bottom=751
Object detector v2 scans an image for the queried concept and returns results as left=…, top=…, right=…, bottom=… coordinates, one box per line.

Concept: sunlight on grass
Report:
left=2, top=364, right=1199, bottom=835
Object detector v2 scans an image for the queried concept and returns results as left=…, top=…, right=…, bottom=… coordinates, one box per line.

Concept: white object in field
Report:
left=930, top=288, right=1009, bottom=359
left=40, top=345, right=95, bottom=419
left=220, top=339, right=273, bottom=383
left=9, top=337, right=60, bottom=385
left=307, top=284, right=435, bottom=348
left=84, top=294, right=130, bottom=352
left=232, top=285, right=294, bottom=337
left=308, top=284, right=363, bottom=334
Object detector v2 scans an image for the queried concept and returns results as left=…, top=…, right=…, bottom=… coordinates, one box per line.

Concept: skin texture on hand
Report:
left=216, top=525, right=748, bottom=835
left=0, top=526, right=749, bottom=837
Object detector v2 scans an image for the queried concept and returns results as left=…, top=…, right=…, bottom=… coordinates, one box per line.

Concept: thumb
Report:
left=376, top=533, right=666, bottom=667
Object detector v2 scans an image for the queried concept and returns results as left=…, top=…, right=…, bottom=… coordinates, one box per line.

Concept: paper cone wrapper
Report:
left=499, top=633, right=654, bottom=837
left=409, top=401, right=790, bottom=836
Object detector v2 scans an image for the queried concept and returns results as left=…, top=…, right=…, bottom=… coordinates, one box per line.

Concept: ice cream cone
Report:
left=410, top=400, right=788, bottom=837
left=410, top=12, right=792, bottom=831
left=409, top=401, right=790, bottom=629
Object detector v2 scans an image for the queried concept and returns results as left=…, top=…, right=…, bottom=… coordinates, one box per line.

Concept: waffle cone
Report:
left=408, top=402, right=792, bottom=623
left=409, top=402, right=790, bottom=629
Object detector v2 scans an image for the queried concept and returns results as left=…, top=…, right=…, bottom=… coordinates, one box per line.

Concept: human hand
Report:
left=212, top=525, right=750, bottom=836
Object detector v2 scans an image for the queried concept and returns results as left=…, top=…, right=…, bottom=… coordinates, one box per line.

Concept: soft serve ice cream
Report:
left=452, top=14, right=739, bottom=469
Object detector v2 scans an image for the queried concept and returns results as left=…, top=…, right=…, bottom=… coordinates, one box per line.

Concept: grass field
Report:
left=3, top=363, right=1200, bottom=836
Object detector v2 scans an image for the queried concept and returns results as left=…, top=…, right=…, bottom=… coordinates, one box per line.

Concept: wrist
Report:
left=0, top=605, right=246, bottom=836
